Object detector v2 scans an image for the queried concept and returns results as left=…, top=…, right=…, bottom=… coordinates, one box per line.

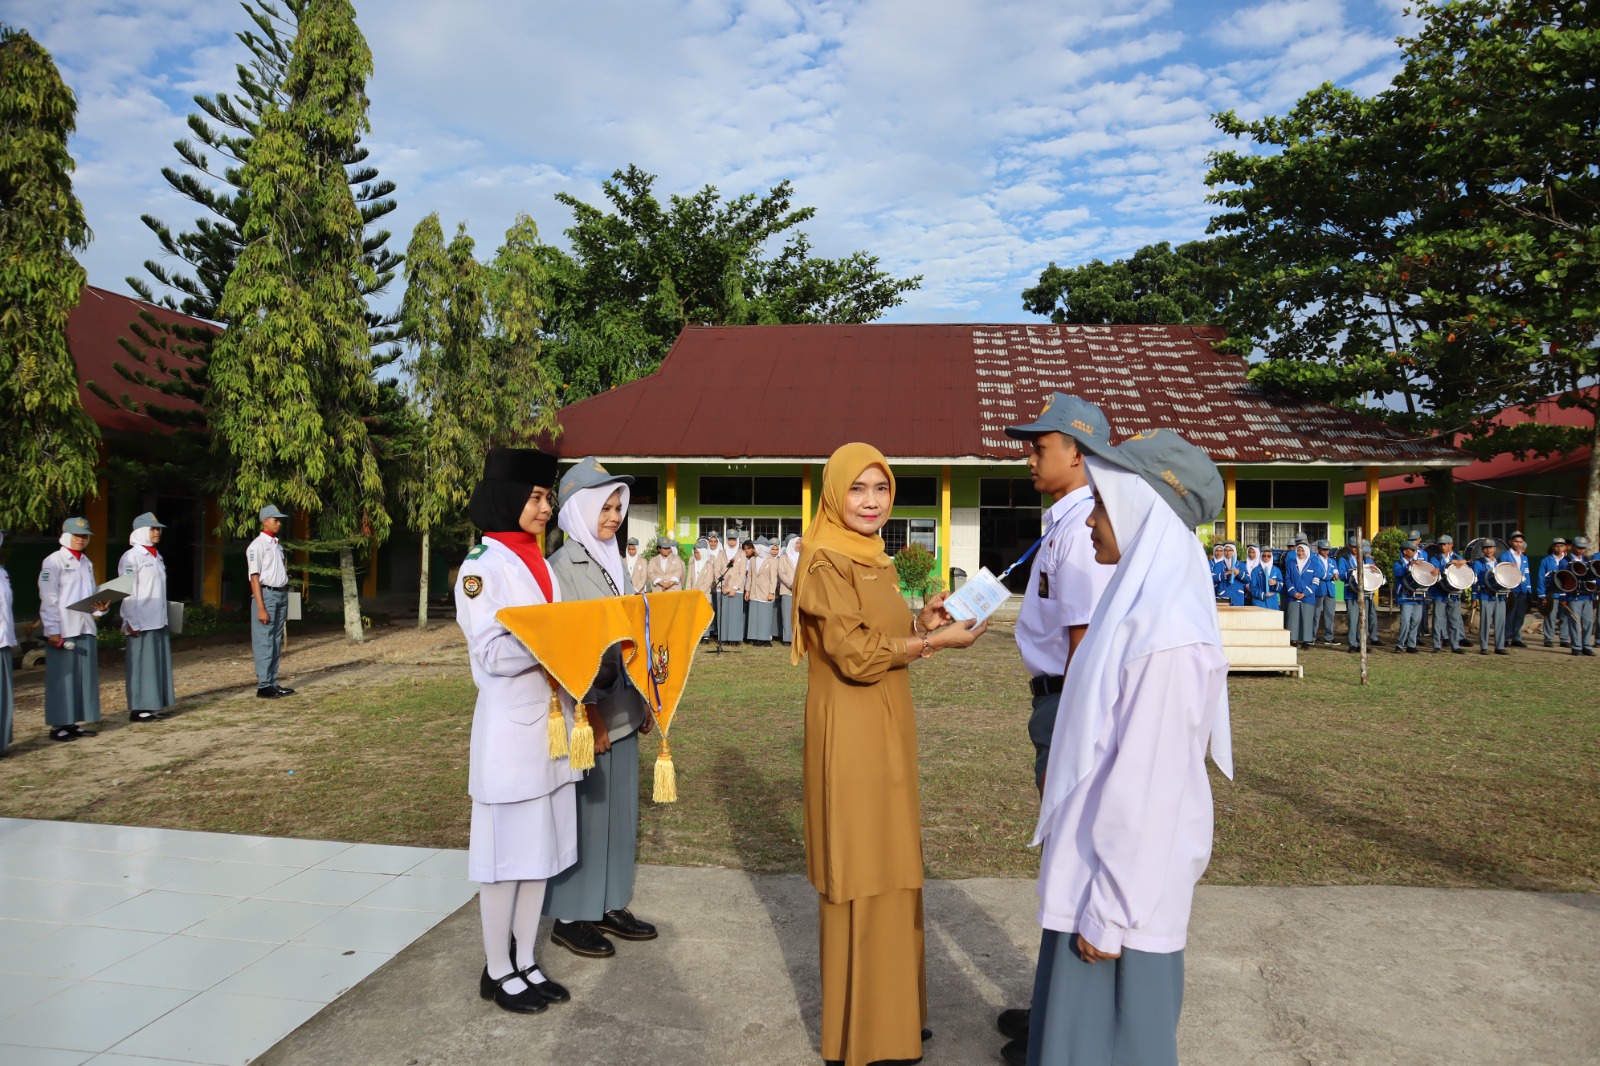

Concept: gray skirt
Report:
left=778, top=594, right=793, bottom=643
left=45, top=635, right=101, bottom=726
left=747, top=598, right=776, bottom=641
left=125, top=627, right=177, bottom=711
left=0, top=652, right=13, bottom=752
left=718, top=592, right=745, bottom=642
left=1028, top=929, right=1183, bottom=1066
left=544, top=729, right=639, bottom=921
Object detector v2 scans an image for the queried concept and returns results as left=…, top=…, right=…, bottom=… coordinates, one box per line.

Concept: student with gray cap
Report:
left=688, top=538, right=717, bottom=619
left=744, top=535, right=779, bottom=646
left=624, top=537, right=648, bottom=595
left=994, top=391, right=1117, bottom=1056
left=0, top=528, right=15, bottom=753
left=1428, top=534, right=1469, bottom=653
left=1026, top=428, right=1233, bottom=1066
left=247, top=505, right=295, bottom=697
left=1312, top=539, right=1339, bottom=645
left=1472, top=540, right=1511, bottom=655
left=38, top=517, right=112, bottom=741
left=1504, top=531, right=1532, bottom=647
left=645, top=536, right=685, bottom=594
left=1557, top=535, right=1595, bottom=656
left=118, top=512, right=177, bottom=721
left=1537, top=538, right=1568, bottom=646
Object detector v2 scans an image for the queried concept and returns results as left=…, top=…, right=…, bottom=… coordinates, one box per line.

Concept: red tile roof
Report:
left=68, top=286, right=215, bottom=437
left=550, top=323, right=1469, bottom=468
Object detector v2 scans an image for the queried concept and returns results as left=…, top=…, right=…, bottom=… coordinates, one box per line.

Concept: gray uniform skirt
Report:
left=45, top=635, right=101, bottom=727
left=125, top=627, right=177, bottom=711
left=747, top=598, right=776, bottom=642
left=544, top=729, right=639, bottom=921
left=778, top=594, right=793, bottom=643
left=1028, top=929, right=1184, bottom=1066
left=0, top=652, right=13, bottom=752
left=718, top=592, right=745, bottom=642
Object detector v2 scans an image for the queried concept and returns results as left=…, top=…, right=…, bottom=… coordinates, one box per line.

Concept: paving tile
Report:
left=355, top=874, right=478, bottom=914
left=86, top=1055, right=204, bottom=1065
left=84, top=891, right=240, bottom=935
left=109, top=989, right=314, bottom=1065
left=92, top=934, right=275, bottom=991
left=0, top=1046, right=92, bottom=1065
left=311, top=843, right=438, bottom=876
left=212, top=942, right=388, bottom=1003
left=0, top=918, right=67, bottom=956
left=401, top=850, right=468, bottom=879
left=255, top=868, right=394, bottom=908
left=0, top=925, right=168, bottom=979
left=0, top=846, right=216, bottom=892
left=154, top=861, right=296, bottom=899
left=0, top=817, right=41, bottom=838
left=0, top=980, right=193, bottom=1053
left=183, top=898, right=341, bottom=944
left=141, top=832, right=269, bottom=864
left=295, top=904, right=444, bottom=954
left=0, top=822, right=95, bottom=849
left=0, top=972, right=76, bottom=1017
left=242, top=838, right=352, bottom=867
left=0, top=880, right=142, bottom=926
left=52, top=825, right=174, bottom=856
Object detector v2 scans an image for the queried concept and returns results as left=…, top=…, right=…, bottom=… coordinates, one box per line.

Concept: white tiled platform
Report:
left=0, top=819, right=476, bottom=1065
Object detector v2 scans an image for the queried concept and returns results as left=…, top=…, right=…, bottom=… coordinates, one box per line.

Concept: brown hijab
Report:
left=791, top=442, right=896, bottom=665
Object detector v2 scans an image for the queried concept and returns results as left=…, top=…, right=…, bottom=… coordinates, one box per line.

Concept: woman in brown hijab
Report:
left=793, top=443, right=987, bottom=1066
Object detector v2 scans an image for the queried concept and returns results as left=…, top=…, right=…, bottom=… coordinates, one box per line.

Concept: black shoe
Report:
left=1584, top=649, right=1597, bottom=657
left=598, top=908, right=657, bottom=941
left=1407, top=647, right=1418, bottom=654
left=1510, top=641, right=1528, bottom=648
left=550, top=920, right=615, bottom=958
left=256, top=687, right=281, bottom=699
left=478, top=966, right=547, bottom=1013
left=273, top=685, right=295, bottom=696
left=1000, top=1038, right=1029, bottom=1066
left=1347, top=646, right=1359, bottom=653
left=521, top=965, right=570, bottom=1003
left=923, top=1028, right=933, bottom=1041
left=68, top=725, right=97, bottom=737
left=1392, top=647, right=1403, bottom=654
left=1452, top=647, right=1465, bottom=654
left=1480, top=649, right=1490, bottom=655
left=1545, top=641, right=1554, bottom=647
left=997, top=1007, right=1029, bottom=1042
left=50, top=727, right=77, bottom=742
left=1573, top=649, right=1582, bottom=656
left=130, top=710, right=170, bottom=722
left=1495, top=649, right=1510, bottom=655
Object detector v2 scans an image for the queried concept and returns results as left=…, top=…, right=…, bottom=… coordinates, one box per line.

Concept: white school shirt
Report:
left=1015, top=485, right=1115, bottom=679
left=0, top=566, right=14, bottom=649
left=118, top=547, right=169, bottom=632
left=1036, top=643, right=1228, bottom=954
left=39, top=548, right=104, bottom=639
left=246, top=531, right=289, bottom=588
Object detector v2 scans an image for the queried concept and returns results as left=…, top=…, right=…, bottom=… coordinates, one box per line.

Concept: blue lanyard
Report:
left=999, top=536, right=1045, bottom=582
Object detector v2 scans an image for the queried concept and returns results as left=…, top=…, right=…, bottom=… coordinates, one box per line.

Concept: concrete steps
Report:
left=1218, top=605, right=1302, bottom=677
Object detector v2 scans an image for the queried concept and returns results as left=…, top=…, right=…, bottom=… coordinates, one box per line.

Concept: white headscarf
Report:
left=557, top=482, right=631, bottom=595
left=59, top=533, right=80, bottom=550
left=130, top=527, right=156, bottom=549
left=1244, top=545, right=1260, bottom=575
left=1033, top=458, right=1233, bottom=846
left=785, top=535, right=801, bottom=568
left=725, top=538, right=740, bottom=563
left=750, top=544, right=765, bottom=573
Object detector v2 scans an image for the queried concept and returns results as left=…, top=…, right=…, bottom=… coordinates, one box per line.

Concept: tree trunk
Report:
left=1426, top=468, right=1457, bottom=542
left=1586, top=415, right=1600, bottom=548
left=339, top=547, right=364, bottom=642
left=417, top=528, right=430, bottom=629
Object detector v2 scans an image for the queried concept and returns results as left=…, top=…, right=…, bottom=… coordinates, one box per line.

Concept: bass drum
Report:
left=1443, top=564, right=1477, bottom=592
left=1550, top=569, right=1580, bottom=594
left=1491, top=561, right=1522, bottom=591
left=1405, top=559, right=1440, bottom=591
left=1360, top=563, right=1386, bottom=592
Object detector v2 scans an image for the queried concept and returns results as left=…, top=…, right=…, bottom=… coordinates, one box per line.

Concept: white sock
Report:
left=513, top=878, right=548, bottom=981
left=479, top=881, right=527, bottom=994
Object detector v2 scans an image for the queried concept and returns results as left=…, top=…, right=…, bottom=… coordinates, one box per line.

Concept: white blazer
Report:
left=117, top=548, right=169, bottom=633
left=39, top=548, right=103, bottom=639
left=455, top=538, right=582, bottom=805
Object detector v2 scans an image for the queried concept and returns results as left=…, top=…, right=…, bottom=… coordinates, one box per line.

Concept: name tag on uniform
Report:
left=1038, top=571, right=1050, bottom=599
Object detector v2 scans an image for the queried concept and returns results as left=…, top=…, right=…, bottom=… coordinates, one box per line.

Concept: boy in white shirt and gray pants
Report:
left=247, top=504, right=295, bottom=699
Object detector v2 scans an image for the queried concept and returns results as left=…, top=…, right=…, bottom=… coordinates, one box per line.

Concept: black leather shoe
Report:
left=521, top=965, right=570, bottom=1003
left=1584, top=649, right=1596, bottom=657
left=479, top=966, right=548, bottom=1013
left=598, top=908, right=657, bottom=941
left=1495, top=649, right=1510, bottom=655
left=997, top=1007, right=1029, bottom=1042
left=550, top=920, right=615, bottom=957
left=68, top=725, right=97, bottom=737
left=273, top=685, right=295, bottom=696
left=1452, top=647, right=1465, bottom=654
left=131, top=710, right=170, bottom=722
left=1544, top=640, right=1554, bottom=647
left=1000, top=1038, right=1029, bottom=1066
left=1406, top=647, right=1418, bottom=654
left=256, top=687, right=281, bottom=699
left=50, top=728, right=77, bottom=742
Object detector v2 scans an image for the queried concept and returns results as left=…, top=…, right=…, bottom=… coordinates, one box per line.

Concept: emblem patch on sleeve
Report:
left=463, top=574, right=484, bottom=598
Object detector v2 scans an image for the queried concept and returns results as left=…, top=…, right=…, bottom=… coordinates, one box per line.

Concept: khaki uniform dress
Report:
left=646, top=553, right=686, bottom=593
left=628, top=551, right=649, bottom=594
left=796, top=547, right=926, bottom=1066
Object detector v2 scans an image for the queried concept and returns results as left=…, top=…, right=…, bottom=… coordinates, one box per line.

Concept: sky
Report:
left=14, top=0, right=1420, bottom=325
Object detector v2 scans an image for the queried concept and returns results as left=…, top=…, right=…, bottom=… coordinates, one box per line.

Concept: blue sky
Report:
left=14, top=0, right=1418, bottom=325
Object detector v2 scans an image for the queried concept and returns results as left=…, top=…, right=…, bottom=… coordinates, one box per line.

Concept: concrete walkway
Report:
left=259, top=866, right=1600, bottom=1066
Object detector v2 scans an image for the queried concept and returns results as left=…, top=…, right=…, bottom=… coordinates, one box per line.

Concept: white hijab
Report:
left=725, top=540, right=740, bottom=563
left=751, top=545, right=766, bottom=573
left=58, top=533, right=80, bottom=551
left=1033, top=458, right=1234, bottom=846
left=1244, top=545, right=1260, bottom=575
left=557, top=482, right=631, bottom=595
left=130, top=527, right=156, bottom=549
left=785, top=535, right=801, bottom=568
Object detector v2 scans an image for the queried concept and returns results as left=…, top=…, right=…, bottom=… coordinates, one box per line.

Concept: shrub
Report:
left=893, top=543, right=938, bottom=596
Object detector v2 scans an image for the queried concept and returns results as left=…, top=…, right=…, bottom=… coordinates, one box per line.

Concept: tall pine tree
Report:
left=0, top=26, right=101, bottom=531
left=209, top=0, right=387, bottom=641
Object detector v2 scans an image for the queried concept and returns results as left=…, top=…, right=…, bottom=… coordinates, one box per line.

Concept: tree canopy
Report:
left=1019, top=238, right=1233, bottom=325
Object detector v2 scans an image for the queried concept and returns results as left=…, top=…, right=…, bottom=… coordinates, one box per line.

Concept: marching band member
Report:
left=1410, top=529, right=1433, bottom=639
left=717, top=532, right=748, bottom=646
left=1249, top=547, right=1282, bottom=611
left=1473, top=541, right=1511, bottom=655
left=1312, top=540, right=1339, bottom=645
left=39, top=517, right=111, bottom=742
left=1559, top=537, right=1595, bottom=656
left=1394, top=544, right=1426, bottom=653
left=1213, top=542, right=1247, bottom=605
left=777, top=534, right=800, bottom=646
left=1504, top=532, right=1532, bottom=647
left=645, top=537, right=685, bottom=594
left=1429, top=534, right=1469, bottom=654
left=1284, top=542, right=1320, bottom=649
left=118, top=512, right=177, bottom=722
left=1342, top=539, right=1378, bottom=652
left=1538, top=539, right=1568, bottom=647
left=744, top=536, right=779, bottom=647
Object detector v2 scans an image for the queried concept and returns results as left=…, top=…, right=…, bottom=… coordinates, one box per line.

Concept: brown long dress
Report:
left=797, top=548, right=926, bottom=1066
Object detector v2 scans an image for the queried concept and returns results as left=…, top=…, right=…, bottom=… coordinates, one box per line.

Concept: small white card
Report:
left=943, top=566, right=1010, bottom=623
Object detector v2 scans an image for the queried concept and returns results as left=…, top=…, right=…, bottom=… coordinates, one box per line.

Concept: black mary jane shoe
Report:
left=598, top=907, right=658, bottom=941
left=1000, top=1038, right=1029, bottom=1066
left=68, top=725, right=98, bottom=737
left=521, top=965, right=570, bottom=1003
left=479, top=967, right=548, bottom=1014
left=130, top=710, right=170, bottom=722
left=550, top=919, right=616, bottom=958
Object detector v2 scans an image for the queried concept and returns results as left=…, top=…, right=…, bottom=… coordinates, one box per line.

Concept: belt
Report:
left=264, top=584, right=289, bottom=592
left=1030, top=674, right=1064, bottom=698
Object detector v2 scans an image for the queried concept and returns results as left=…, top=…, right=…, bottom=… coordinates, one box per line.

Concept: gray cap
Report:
left=1401, top=542, right=1417, bottom=552
left=1347, top=534, right=1359, bottom=546
left=1575, top=536, right=1592, bottom=548
left=1360, top=539, right=1371, bottom=552
left=1293, top=535, right=1308, bottom=545
left=695, top=538, right=709, bottom=549
left=656, top=537, right=673, bottom=550
left=131, top=512, right=166, bottom=531
left=755, top=536, right=771, bottom=547
left=1509, top=530, right=1526, bottom=541
left=1437, top=534, right=1454, bottom=545
left=1552, top=537, right=1567, bottom=546
left=1316, top=540, right=1331, bottom=550
left=1408, top=530, right=1422, bottom=540
left=1005, top=392, right=1112, bottom=449
left=559, top=456, right=633, bottom=502
left=626, top=537, right=639, bottom=547
left=259, top=504, right=289, bottom=521
left=61, top=516, right=91, bottom=536
left=1073, top=427, right=1223, bottom=531
left=708, top=531, right=720, bottom=540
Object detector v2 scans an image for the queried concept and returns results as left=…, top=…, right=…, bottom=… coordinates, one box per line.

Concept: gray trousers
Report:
left=1543, top=599, right=1561, bottom=643
left=1286, top=598, right=1315, bottom=643
left=0, top=652, right=12, bottom=752
left=45, top=635, right=101, bottom=726
left=1028, top=689, right=1062, bottom=791
left=778, top=593, right=793, bottom=644
left=1431, top=598, right=1465, bottom=649
left=1027, top=929, right=1183, bottom=1066
left=544, top=729, right=639, bottom=921
left=1396, top=602, right=1425, bottom=649
left=1478, top=597, right=1508, bottom=651
left=252, top=587, right=288, bottom=689
left=1565, top=599, right=1596, bottom=651
left=1345, top=596, right=1378, bottom=647
left=1506, top=592, right=1529, bottom=643
left=1314, top=596, right=1337, bottom=642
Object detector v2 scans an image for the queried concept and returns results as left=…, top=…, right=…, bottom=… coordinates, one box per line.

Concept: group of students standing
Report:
left=612, top=530, right=804, bottom=647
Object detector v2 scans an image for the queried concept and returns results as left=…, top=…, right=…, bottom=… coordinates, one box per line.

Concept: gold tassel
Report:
left=653, top=735, right=678, bottom=804
left=546, top=690, right=568, bottom=760
left=569, top=705, right=596, bottom=771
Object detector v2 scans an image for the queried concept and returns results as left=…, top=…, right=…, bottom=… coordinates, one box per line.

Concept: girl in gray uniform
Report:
left=118, top=513, right=176, bottom=722
left=39, top=517, right=110, bottom=742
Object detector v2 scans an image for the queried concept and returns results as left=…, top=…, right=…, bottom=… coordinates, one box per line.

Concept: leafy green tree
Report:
left=209, top=0, right=387, bottom=641
left=0, top=26, right=101, bottom=531
left=540, top=165, right=921, bottom=397
left=1020, top=239, right=1233, bottom=325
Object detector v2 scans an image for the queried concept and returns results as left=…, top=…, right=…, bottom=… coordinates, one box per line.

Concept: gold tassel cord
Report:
left=568, top=704, right=596, bottom=771
left=544, top=674, right=569, bottom=760
left=653, top=734, right=678, bottom=804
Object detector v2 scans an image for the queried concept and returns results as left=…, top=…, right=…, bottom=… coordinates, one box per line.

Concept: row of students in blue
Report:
left=1547, top=536, right=1596, bottom=655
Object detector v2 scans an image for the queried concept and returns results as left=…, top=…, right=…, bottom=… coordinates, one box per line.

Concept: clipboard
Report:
left=66, top=572, right=136, bottom=614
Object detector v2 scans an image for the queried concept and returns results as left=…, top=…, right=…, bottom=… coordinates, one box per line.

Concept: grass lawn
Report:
left=3, top=628, right=1595, bottom=890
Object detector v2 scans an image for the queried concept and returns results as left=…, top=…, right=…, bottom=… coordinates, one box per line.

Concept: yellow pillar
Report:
left=1365, top=466, right=1380, bottom=540
left=1224, top=466, right=1237, bottom=543
left=202, top=496, right=223, bottom=606
left=85, top=469, right=109, bottom=582
left=940, top=464, right=953, bottom=589
left=362, top=536, right=378, bottom=599
left=801, top=464, right=813, bottom=532
left=666, top=463, right=678, bottom=536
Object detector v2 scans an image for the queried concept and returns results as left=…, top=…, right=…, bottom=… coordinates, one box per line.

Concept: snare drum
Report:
left=1360, top=564, right=1386, bottom=592
left=1406, top=560, right=1440, bottom=590
left=1443, top=564, right=1476, bottom=594
left=1491, top=560, right=1522, bottom=592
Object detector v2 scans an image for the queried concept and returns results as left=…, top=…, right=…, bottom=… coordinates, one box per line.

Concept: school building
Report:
left=546, top=323, right=1470, bottom=589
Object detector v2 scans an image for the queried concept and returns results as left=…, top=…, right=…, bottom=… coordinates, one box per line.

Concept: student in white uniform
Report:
left=1027, top=429, right=1232, bottom=1066
left=457, top=447, right=581, bottom=1014
left=996, top=392, right=1117, bottom=1062
left=118, top=512, right=177, bottom=722
left=39, top=517, right=111, bottom=742
left=247, top=505, right=294, bottom=698
left=0, top=529, right=15, bottom=754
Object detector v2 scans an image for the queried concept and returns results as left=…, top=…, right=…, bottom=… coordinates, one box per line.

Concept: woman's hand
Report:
left=917, top=592, right=953, bottom=633
left=932, top=618, right=987, bottom=650
left=1074, top=935, right=1121, bottom=963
